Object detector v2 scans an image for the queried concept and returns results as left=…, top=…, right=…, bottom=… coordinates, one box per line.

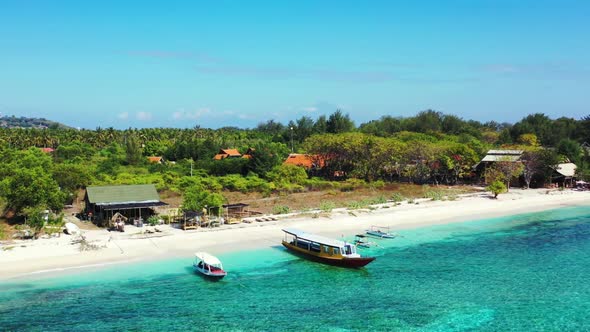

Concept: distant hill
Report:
left=0, top=115, right=72, bottom=129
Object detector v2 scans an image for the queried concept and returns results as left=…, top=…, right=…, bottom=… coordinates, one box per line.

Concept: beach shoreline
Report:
left=1, top=188, right=588, bottom=281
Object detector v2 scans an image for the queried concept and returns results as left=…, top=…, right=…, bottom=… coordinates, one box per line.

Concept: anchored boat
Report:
left=282, top=228, right=376, bottom=268
left=193, top=252, right=227, bottom=280
left=354, top=234, right=375, bottom=248
left=365, top=225, right=397, bottom=239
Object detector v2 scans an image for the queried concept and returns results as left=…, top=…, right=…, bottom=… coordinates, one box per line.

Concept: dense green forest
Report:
left=1, top=110, right=589, bottom=222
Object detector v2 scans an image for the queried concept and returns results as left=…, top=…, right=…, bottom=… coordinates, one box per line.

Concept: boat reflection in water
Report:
left=282, top=228, right=375, bottom=268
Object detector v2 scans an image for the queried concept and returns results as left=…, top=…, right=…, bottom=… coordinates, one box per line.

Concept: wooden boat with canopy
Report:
left=193, top=252, right=227, bottom=280
left=282, top=228, right=376, bottom=268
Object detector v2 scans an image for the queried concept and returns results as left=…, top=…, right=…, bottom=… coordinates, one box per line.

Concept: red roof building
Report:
left=39, top=147, right=54, bottom=153
left=283, top=153, right=324, bottom=169
left=242, top=148, right=255, bottom=159
left=213, top=149, right=242, bottom=160
left=147, top=156, right=164, bottom=164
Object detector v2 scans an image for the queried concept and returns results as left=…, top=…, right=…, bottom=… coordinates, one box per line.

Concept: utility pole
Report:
left=290, top=126, right=294, bottom=152
left=190, top=159, right=193, bottom=177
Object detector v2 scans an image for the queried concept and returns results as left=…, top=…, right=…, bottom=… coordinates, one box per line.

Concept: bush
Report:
left=486, top=180, right=507, bottom=198
left=147, top=216, right=160, bottom=226
left=178, top=175, right=222, bottom=192
left=245, top=175, right=272, bottom=192
left=13, top=225, right=34, bottom=239
left=266, top=164, right=308, bottom=186
left=347, top=201, right=367, bottom=210
left=0, top=223, right=6, bottom=240
left=218, top=174, right=272, bottom=193
left=181, top=186, right=226, bottom=212
left=319, top=201, right=336, bottom=212
left=370, top=196, right=387, bottom=204
left=44, top=223, right=63, bottom=237
left=218, top=174, right=249, bottom=192
left=424, top=190, right=444, bottom=201
left=272, top=205, right=291, bottom=215
left=339, top=178, right=366, bottom=192
left=304, top=177, right=335, bottom=191
left=391, top=193, right=406, bottom=202
left=346, top=198, right=384, bottom=209
left=24, top=207, right=47, bottom=239
left=339, top=184, right=354, bottom=192
left=200, top=158, right=248, bottom=176
left=370, top=180, right=385, bottom=189
left=272, top=181, right=305, bottom=194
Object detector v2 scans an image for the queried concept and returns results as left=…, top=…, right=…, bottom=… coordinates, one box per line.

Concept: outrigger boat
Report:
left=193, top=252, right=227, bottom=280
left=282, top=228, right=375, bottom=268
left=365, top=225, right=397, bottom=239
left=354, top=234, right=375, bottom=248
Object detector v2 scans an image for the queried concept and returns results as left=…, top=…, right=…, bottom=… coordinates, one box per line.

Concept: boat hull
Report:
left=193, top=264, right=227, bottom=280
left=282, top=241, right=375, bottom=268
left=365, top=231, right=395, bottom=239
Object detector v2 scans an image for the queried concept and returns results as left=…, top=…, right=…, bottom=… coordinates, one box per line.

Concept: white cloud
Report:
left=117, top=112, right=129, bottom=120
left=172, top=108, right=211, bottom=120
left=136, top=112, right=152, bottom=121
left=301, top=106, right=318, bottom=112
left=238, top=113, right=254, bottom=120
left=172, top=111, right=183, bottom=120
left=187, top=108, right=211, bottom=119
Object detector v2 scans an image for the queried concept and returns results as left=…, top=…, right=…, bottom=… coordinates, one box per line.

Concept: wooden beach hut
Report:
left=84, top=184, right=168, bottom=227
left=473, top=149, right=524, bottom=182
left=222, top=203, right=251, bottom=224
left=180, top=211, right=201, bottom=230
left=552, top=163, right=577, bottom=188
left=473, top=149, right=523, bottom=171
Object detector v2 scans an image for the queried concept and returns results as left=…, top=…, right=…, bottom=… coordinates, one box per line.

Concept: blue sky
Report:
left=0, top=0, right=588, bottom=129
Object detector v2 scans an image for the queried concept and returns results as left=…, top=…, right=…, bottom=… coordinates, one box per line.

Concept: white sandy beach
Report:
left=1, top=188, right=588, bottom=281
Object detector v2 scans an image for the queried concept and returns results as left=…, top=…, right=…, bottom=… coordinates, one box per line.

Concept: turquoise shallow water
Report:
left=2, top=206, right=590, bottom=331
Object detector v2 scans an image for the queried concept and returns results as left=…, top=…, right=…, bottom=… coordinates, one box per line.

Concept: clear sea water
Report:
left=2, top=205, right=590, bottom=332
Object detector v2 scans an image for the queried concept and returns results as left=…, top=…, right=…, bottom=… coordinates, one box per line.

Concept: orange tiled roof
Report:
left=214, top=149, right=242, bottom=160
left=242, top=148, right=255, bottom=159
left=147, top=156, right=163, bottom=163
left=283, top=153, right=323, bottom=169
left=40, top=147, right=54, bottom=153
left=222, top=149, right=241, bottom=156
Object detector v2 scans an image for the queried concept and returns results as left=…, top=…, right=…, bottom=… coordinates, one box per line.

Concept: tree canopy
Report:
left=1, top=109, right=589, bottom=218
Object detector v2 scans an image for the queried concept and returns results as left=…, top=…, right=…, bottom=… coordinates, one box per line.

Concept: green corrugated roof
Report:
left=86, top=184, right=160, bottom=204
